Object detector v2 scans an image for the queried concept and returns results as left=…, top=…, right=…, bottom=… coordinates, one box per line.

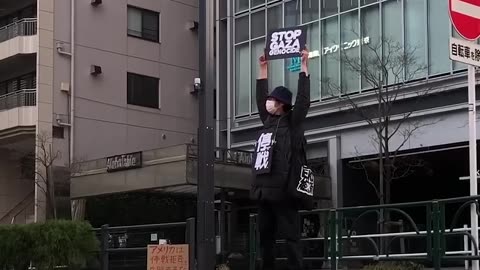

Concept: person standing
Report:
left=251, top=49, right=310, bottom=270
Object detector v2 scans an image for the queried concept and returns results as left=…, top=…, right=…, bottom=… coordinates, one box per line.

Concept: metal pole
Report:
left=468, top=65, right=479, bottom=270
left=100, top=224, right=109, bottom=270
left=197, top=0, right=216, bottom=270
left=186, top=218, right=196, bottom=270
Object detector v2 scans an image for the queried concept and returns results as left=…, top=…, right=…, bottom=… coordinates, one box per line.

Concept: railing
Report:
left=0, top=191, right=35, bottom=224
left=0, top=18, right=37, bottom=43
left=187, top=144, right=253, bottom=167
left=93, top=218, right=196, bottom=270
left=248, top=195, right=480, bottom=270
left=0, top=89, right=36, bottom=111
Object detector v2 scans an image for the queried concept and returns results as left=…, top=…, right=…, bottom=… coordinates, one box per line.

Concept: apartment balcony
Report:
left=0, top=89, right=37, bottom=134
left=0, top=18, right=37, bottom=61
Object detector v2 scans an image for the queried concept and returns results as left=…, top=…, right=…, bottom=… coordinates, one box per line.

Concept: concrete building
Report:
left=0, top=0, right=201, bottom=224
left=216, top=0, right=479, bottom=209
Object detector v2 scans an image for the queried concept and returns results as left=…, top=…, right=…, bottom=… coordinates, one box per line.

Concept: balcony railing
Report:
left=0, top=89, right=36, bottom=111
left=0, top=18, right=37, bottom=43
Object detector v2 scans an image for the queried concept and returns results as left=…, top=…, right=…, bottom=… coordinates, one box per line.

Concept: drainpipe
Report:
left=69, top=0, right=75, bottom=165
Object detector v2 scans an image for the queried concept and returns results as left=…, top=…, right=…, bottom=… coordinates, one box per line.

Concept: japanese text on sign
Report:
left=254, top=132, right=273, bottom=171
left=147, top=244, right=189, bottom=270
left=449, top=37, right=480, bottom=67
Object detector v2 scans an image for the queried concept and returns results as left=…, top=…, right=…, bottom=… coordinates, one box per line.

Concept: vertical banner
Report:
left=265, top=26, right=307, bottom=60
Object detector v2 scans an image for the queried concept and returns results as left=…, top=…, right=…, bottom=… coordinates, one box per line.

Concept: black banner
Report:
left=106, top=152, right=142, bottom=172
left=265, top=26, right=307, bottom=60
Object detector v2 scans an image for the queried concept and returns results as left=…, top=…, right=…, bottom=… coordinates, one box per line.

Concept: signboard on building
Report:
left=265, top=26, right=307, bottom=60
left=450, top=37, right=480, bottom=66
left=106, top=152, right=142, bottom=172
left=147, top=244, right=189, bottom=270
left=449, top=0, right=480, bottom=40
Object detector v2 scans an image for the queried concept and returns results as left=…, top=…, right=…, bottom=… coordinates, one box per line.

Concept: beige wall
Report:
left=52, top=0, right=199, bottom=162
left=0, top=150, right=34, bottom=223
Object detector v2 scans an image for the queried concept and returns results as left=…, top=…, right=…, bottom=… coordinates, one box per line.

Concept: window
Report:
left=428, top=0, right=450, bottom=75
left=251, top=38, right=265, bottom=113
left=321, top=17, right=339, bottom=98
left=127, top=73, right=160, bottom=109
left=127, top=6, right=159, bottom=42
left=361, top=4, right=380, bottom=89
left=405, top=0, right=427, bottom=79
left=235, top=44, right=250, bottom=115
left=382, top=0, right=403, bottom=85
left=53, top=126, right=64, bottom=139
left=302, top=0, right=319, bottom=23
left=235, top=15, right=249, bottom=43
left=341, top=10, right=360, bottom=93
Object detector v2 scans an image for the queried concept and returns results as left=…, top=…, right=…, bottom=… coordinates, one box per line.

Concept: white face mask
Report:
left=266, top=100, right=278, bottom=114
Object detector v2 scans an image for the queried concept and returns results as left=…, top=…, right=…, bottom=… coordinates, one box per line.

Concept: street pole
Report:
left=197, top=0, right=216, bottom=270
left=468, top=65, right=479, bottom=270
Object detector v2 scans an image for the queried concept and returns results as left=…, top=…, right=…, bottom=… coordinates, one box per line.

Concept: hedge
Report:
left=0, top=220, right=99, bottom=270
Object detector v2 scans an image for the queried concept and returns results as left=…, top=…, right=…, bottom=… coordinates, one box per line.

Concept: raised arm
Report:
left=291, top=49, right=311, bottom=125
left=256, top=54, right=269, bottom=124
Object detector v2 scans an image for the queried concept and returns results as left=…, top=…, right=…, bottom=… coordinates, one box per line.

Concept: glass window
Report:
left=235, top=44, right=250, bottom=115
left=285, top=57, right=299, bottom=101
left=268, top=59, right=284, bottom=93
left=361, top=4, right=380, bottom=89
left=127, top=73, right=159, bottom=109
left=341, top=11, right=360, bottom=94
left=405, top=0, right=427, bottom=80
left=251, top=0, right=264, bottom=7
left=251, top=10, right=265, bottom=39
left=341, top=0, right=359, bottom=12
left=308, top=22, right=321, bottom=100
left=361, top=0, right=377, bottom=6
left=127, top=8, right=142, bottom=35
left=235, top=15, right=249, bottom=43
left=453, top=27, right=467, bottom=71
left=127, top=6, right=159, bottom=42
left=382, top=0, right=403, bottom=85
left=428, top=0, right=450, bottom=75
left=267, top=4, right=282, bottom=32
left=321, top=16, right=339, bottom=98
left=236, top=0, right=249, bottom=13
left=251, top=39, right=265, bottom=113
left=302, top=0, right=319, bottom=24
left=321, top=0, right=338, bottom=18
left=285, top=0, right=300, bottom=27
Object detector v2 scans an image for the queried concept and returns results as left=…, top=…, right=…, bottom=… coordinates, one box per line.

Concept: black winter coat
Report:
left=251, top=72, right=311, bottom=202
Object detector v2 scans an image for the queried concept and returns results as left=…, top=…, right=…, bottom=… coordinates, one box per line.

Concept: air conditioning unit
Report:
left=60, top=82, right=70, bottom=93
left=91, top=0, right=102, bottom=6
left=90, top=65, right=102, bottom=76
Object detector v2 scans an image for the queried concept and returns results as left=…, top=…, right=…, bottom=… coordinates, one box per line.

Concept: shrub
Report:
left=362, top=262, right=424, bottom=270
left=0, top=220, right=99, bottom=270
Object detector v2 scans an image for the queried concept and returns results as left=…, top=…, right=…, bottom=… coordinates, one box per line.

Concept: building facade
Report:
left=217, top=0, right=479, bottom=208
left=0, top=0, right=200, bottom=223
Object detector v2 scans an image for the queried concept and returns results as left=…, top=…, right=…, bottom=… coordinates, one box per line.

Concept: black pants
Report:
left=258, top=201, right=303, bottom=270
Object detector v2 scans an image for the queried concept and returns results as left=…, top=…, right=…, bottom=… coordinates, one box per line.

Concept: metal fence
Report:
left=0, top=18, right=37, bottom=43
left=248, top=195, right=480, bottom=270
left=91, top=218, right=195, bottom=270
left=0, top=89, right=36, bottom=111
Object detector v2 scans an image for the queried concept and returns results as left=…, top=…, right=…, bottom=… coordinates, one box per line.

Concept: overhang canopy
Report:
left=70, top=144, right=253, bottom=199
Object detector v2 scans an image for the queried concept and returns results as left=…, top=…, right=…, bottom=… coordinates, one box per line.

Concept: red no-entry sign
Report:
left=449, top=0, right=480, bottom=40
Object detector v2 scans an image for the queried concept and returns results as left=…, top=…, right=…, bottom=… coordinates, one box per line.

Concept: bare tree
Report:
left=31, top=132, right=85, bottom=220
left=34, top=132, right=60, bottom=219
left=324, top=37, right=439, bottom=206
